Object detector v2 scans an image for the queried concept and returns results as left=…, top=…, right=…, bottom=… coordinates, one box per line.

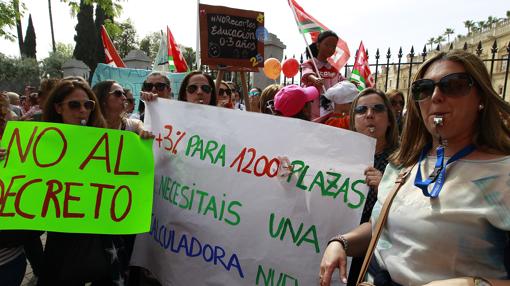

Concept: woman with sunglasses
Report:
left=248, top=87, right=262, bottom=112
left=92, top=80, right=152, bottom=139
left=178, top=71, right=217, bottom=106
left=216, top=80, right=233, bottom=108
left=39, top=80, right=130, bottom=286
left=386, top=89, right=406, bottom=134
left=259, top=84, right=282, bottom=115
left=319, top=50, right=510, bottom=286
left=346, top=88, right=399, bottom=286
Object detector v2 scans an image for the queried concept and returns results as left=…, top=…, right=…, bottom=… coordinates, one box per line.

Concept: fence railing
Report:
left=283, top=40, right=510, bottom=100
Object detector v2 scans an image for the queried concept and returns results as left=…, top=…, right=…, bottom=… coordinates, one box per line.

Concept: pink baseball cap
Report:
left=274, top=85, right=319, bottom=117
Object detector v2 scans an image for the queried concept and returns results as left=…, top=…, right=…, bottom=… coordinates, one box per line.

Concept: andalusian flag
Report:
left=167, top=26, right=188, bottom=73
left=100, top=25, right=126, bottom=68
left=350, top=41, right=374, bottom=91
left=288, top=0, right=350, bottom=71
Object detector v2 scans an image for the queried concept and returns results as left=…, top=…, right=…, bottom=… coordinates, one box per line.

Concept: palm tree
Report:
left=434, top=35, right=445, bottom=49
left=464, top=20, right=474, bottom=35
left=477, top=21, right=486, bottom=31
left=427, top=37, right=435, bottom=51
left=486, top=16, right=498, bottom=28
left=48, top=0, right=56, bottom=53
left=444, top=28, right=454, bottom=43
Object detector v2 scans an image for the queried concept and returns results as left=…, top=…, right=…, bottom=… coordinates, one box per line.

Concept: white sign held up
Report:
left=131, top=99, right=375, bottom=285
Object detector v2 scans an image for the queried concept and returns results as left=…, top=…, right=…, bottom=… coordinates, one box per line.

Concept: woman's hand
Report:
left=319, top=241, right=348, bottom=286
left=310, top=76, right=325, bottom=90
left=139, top=129, right=155, bottom=140
left=364, top=167, right=382, bottom=191
left=0, top=148, right=7, bottom=161
left=140, top=91, right=158, bottom=102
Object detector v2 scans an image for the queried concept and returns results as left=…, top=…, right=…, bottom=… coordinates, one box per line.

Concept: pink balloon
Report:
left=282, top=58, right=299, bottom=78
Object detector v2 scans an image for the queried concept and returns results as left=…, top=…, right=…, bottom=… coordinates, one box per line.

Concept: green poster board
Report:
left=0, top=121, right=154, bottom=234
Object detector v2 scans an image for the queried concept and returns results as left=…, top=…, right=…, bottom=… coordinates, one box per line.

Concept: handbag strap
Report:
left=356, top=166, right=413, bottom=285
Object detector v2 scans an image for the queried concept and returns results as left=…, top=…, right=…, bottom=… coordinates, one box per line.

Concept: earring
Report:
left=478, top=104, right=484, bottom=111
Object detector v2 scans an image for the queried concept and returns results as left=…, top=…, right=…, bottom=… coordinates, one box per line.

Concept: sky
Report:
left=1, top=0, right=509, bottom=65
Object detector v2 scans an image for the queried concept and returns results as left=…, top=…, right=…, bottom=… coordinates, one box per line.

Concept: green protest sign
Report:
left=0, top=121, right=154, bottom=234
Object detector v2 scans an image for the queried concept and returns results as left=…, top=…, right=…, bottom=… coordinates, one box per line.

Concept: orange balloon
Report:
left=263, top=58, right=281, bottom=80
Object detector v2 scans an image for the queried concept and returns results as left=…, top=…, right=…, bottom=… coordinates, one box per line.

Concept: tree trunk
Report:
left=48, top=0, right=56, bottom=53
left=13, top=0, right=24, bottom=56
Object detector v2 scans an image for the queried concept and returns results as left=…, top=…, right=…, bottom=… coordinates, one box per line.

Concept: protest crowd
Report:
left=1, top=2, right=510, bottom=286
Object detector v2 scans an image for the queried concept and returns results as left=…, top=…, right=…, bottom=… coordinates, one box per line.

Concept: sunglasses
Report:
left=249, top=91, right=260, bottom=97
left=354, top=103, right=387, bottom=115
left=411, top=73, right=474, bottom=101
left=110, top=90, right=126, bottom=97
left=265, top=99, right=275, bottom=114
left=61, top=100, right=95, bottom=111
left=186, top=84, right=212, bottom=94
left=142, top=82, right=168, bottom=92
left=218, top=88, right=232, bottom=96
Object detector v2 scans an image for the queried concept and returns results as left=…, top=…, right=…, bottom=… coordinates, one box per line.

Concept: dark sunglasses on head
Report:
left=218, top=88, right=232, bottom=96
left=411, top=72, right=474, bottom=102
left=142, top=82, right=168, bottom=92
left=110, top=90, right=126, bottom=97
left=186, top=84, right=212, bottom=94
left=354, top=103, right=387, bottom=115
left=61, top=100, right=95, bottom=111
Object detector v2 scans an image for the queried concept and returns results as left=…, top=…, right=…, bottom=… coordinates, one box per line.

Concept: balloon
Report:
left=282, top=58, right=300, bottom=78
left=263, top=58, right=281, bottom=80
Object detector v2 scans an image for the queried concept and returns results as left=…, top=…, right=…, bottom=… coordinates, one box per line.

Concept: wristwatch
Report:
left=473, top=277, right=492, bottom=286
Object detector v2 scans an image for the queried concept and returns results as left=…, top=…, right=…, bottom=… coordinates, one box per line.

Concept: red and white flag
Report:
left=167, top=26, right=188, bottom=72
left=288, top=0, right=350, bottom=71
left=350, top=41, right=374, bottom=90
left=100, top=25, right=126, bottom=68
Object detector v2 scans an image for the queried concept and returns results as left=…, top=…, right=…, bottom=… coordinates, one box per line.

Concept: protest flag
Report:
left=152, top=30, right=169, bottom=72
left=167, top=26, right=189, bottom=72
left=288, top=0, right=350, bottom=71
left=350, top=41, right=374, bottom=91
left=100, top=25, right=126, bottom=68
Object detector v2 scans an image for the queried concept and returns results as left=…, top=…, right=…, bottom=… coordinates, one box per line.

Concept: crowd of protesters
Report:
left=1, top=29, right=510, bottom=286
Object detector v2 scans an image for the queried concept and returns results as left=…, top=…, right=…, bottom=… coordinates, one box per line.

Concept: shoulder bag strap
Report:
left=356, top=166, right=414, bottom=285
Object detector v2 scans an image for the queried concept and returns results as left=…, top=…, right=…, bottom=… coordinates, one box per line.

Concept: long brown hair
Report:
left=391, top=50, right=510, bottom=167
left=43, top=80, right=106, bottom=128
left=349, top=88, right=399, bottom=152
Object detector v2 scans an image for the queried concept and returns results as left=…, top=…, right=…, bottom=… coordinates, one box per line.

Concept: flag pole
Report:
left=196, top=0, right=201, bottom=70
left=288, top=1, right=326, bottom=93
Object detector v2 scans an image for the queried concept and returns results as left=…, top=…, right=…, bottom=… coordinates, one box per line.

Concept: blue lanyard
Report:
left=414, top=144, right=476, bottom=198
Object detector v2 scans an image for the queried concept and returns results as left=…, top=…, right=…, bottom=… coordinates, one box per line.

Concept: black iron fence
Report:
left=283, top=40, right=510, bottom=100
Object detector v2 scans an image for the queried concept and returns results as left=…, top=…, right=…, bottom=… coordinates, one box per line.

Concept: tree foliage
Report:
left=0, top=0, right=20, bottom=41
left=61, top=0, right=123, bottom=18
left=109, top=18, right=137, bottom=58
left=139, top=31, right=161, bottom=60
left=0, top=53, right=39, bottom=93
left=181, top=45, right=196, bottom=70
left=94, top=3, right=107, bottom=64
left=41, top=42, right=74, bottom=78
left=22, top=13, right=36, bottom=59
left=73, top=0, right=97, bottom=73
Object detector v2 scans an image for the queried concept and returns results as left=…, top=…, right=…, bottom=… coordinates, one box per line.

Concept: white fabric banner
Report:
left=131, top=99, right=375, bottom=285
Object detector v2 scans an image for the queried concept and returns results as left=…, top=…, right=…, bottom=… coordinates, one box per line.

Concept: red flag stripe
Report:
left=100, top=25, right=126, bottom=68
